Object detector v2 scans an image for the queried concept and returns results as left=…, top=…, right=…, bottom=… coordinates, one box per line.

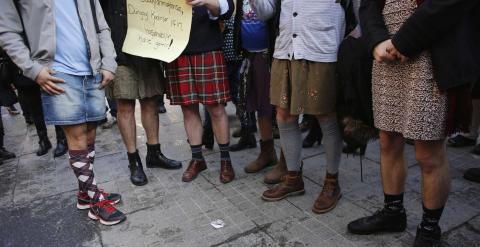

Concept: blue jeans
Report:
left=41, top=72, right=106, bottom=125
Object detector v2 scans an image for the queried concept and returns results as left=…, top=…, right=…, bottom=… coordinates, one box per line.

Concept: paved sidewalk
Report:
left=1, top=103, right=479, bottom=247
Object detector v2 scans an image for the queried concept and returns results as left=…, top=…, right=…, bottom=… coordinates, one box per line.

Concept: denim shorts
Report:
left=41, top=72, right=106, bottom=125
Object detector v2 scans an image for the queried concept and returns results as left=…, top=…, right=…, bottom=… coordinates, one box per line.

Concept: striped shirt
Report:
left=251, top=0, right=346, bottom=63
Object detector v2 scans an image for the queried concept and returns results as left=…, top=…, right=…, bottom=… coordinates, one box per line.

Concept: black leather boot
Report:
left=347, top=208, right=407, bottom=235
left=128, top=151, right=148, bottom=186
left=53, top=126, right=68, bottom=158
left=36, top=131, right=52, bottom=156
left=146, top=143, right=182, bottom=169
left=0, top=147, right=16, bottom=161
left=303, top=123, right=323, bottom=148
left=230, top=128, right=257, bottom=152
left=202, top=127, right=214, bottom=150
left=413, top=225, right=442, bottom=247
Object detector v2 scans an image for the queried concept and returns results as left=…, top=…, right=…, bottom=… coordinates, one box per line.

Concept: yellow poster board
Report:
left=122, top=0, right=192, bottom=63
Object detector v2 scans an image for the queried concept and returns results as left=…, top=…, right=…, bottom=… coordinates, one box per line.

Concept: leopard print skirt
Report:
left=372, top=0, right=447, bottom=140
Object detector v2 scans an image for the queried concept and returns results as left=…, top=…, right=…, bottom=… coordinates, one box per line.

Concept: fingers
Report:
left=48, top=75, right=65, bottom=83
left=41, top=81, right=64, bottom=95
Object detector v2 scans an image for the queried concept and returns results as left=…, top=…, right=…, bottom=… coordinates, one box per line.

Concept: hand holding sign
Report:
left=122, top=0, right=193, bottom=63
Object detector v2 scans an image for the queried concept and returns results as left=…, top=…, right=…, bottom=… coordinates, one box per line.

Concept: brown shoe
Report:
left=262, top=171, right=304, bottom=201
left=182, top=160, right=207, bottom=182
left=245, top=139, right=278, bottom=173
left=312, top=173, right=342, bottom=214
left=220, top=160, right=235, bottom=183
left=264, top=150, right=287, bottom=184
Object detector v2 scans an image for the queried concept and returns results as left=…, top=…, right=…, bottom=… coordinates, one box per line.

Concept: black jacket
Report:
left=99, top=0, right=129, bottom=66
left=360, top=0, right=480, bottom=90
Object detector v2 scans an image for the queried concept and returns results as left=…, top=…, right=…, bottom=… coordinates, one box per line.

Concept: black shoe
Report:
left=343, top=143, right=367, bottom=155
left=0, top=147, right=16, bottom=161
left=448, top=135, right=476, bottom=147
left=54, top=138, right=68, bottom=158
left=413, top=225, right=442, bottom=247
left=202, top=128, right=214, bottom=150
left=146, top=144, right=182, bottom=169
left=303, top=128, right=323, bottom=148
left=36, top=133, right=52, bottom=156
left=158, top=104, right=167, bottom=114
left=471, top=144, right=480, bottom=157
left=128, top=151, right=148, bottom=186
left=464, top=168, right=480, bottom=183
left=347, top=208, right=407, bottom=235
left=230, top=130, right=257, bottom=152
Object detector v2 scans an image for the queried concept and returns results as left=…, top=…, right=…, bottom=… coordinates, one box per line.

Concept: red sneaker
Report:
left=88, top=200, right=126, bottom=226
left=77, top=190, right=121, bottom=210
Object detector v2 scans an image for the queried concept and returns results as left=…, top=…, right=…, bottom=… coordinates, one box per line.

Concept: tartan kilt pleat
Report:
left=166, top=51, right=231, bottom=105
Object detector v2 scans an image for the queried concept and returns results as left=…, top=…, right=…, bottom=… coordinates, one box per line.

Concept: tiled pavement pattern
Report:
left=1, top=103, right=479, bottom=247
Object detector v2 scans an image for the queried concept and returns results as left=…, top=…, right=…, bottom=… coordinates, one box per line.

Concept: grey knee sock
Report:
left=319, top=118, right=342, bottom=174
left=278, top=121, right=302, bottom=171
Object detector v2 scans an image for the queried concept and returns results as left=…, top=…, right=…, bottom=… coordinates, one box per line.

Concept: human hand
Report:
left=99, top=69, right=115, bottom=89
left=386, top=43, right=409, bottom=63
left=35, top=67, right=65, bottom=95
left=186, top=0, right=214, bottom=7
left=373, top=39, right=397, bottom=63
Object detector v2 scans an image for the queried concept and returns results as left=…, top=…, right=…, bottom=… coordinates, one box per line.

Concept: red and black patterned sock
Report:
left=68, top=149, right=104, bottom=202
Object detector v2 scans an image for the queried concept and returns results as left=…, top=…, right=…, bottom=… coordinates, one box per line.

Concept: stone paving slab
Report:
left=1, top=104, right=480, bottom=247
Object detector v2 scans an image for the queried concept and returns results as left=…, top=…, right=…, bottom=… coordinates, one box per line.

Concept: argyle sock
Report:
left=384, top=193, right=405, bottom=212
left=69, top=149, right=104, bottom=202
left=420, top=205, right=444, bottom=232
left=78, top=144, right=96, bottom=193
left=191, top=144, right=204, bottom=161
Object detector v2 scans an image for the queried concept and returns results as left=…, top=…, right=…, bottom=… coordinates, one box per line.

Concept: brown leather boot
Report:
left=263, top=150, right=287, bottom=184
left=220, top=160, right=235, bottom=183
left=182, top=160, right=207, bottom=182
left=312, top=173, right=342, bottom=214
left=262, top=171, right=304, bottom=201
left=245, top=139, right=278, bottom=173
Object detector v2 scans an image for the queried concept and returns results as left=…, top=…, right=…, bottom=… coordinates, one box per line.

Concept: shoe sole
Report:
left=311, top=193, right=342, bottom=214
left=132, top=179, right=149, bottom=186
left=348, top=226, right=406, bottom=235
left=88, top=210, right=125, bottom=226
left=77, top=198, right=121, bottom=210
left=261, top=190, right=305, bottom=202
left=146, top=164, right=183, bottom=170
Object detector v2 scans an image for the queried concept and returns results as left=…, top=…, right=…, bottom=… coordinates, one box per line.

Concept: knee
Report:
left=276, top=108, right=296, bottom=123
left=379, top=132, right=403, bottom=154
left=416, top=151, right=444, bottom=175
left=118, top=100, right=135, bottom=115
left=207, top=105, right=226, bottom=119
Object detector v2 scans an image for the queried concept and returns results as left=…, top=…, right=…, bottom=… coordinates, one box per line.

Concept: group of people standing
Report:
left=0, top=0, right=479, bottom=246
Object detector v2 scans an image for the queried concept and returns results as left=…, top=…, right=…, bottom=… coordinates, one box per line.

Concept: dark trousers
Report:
left=107, top=99, right=117, bottom=118
left=0, top=113, right=4, bottom=147
left=16, top=85, right=64, bottom=141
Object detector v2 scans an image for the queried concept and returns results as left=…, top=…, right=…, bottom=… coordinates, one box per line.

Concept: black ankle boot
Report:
left=146, top=143, right=182, bottom=169
left=230, top=129, right=257, bottom=152
left=54, top=138, right=68, bottom=158
left=414, top=225, right=442, bottom=247
left=0, top=147, right=16, bottom=161
left=347, top=208, right=407, bottom=235
left=128, top=151, right=148, bottom=186
left=303, top=127, right=322, bottom=148
left=202, top=128, right=214, bottom=150
left=36, top=131, right=52, bottom=156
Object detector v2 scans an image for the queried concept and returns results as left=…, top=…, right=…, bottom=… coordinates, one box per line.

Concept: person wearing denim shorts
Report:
left=0, top=0, right=126, bottom=226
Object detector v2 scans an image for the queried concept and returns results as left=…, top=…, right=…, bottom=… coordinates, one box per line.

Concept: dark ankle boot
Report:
left=128, top=151, right=148, bottom=186
left=230, top=129, right=257, bottom=152
left=54, top=127, right=68, bottom=158
left=202, top=128, right=214, bottom=150
left=413, top=225, right=442, bottom=247
left=36, top=131, right=52, bottom=156
left=0, top=147, right=16, bottom=161
left=347, top=208, right=407, bottom=235
left=146, top=143, right=182, bottom=169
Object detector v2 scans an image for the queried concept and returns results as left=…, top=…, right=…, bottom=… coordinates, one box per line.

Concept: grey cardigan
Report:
left=251, top=0, right=346, bottom=63
left=0, top=0, right=117, bottom=81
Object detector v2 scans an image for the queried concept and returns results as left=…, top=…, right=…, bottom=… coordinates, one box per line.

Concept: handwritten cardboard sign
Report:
left=122, top=0, right=192, bottom=63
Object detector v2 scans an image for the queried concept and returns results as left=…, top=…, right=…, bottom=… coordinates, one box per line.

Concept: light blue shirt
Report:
left=52, top=0, right=92, bottom=76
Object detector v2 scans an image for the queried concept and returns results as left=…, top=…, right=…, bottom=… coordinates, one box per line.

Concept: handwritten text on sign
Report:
left=122, top=0, right=192, bottom=63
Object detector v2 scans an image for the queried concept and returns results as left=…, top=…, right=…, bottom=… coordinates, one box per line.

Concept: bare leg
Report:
left=206, top=104, right=230, bottom=144
left=63, top=124, right=88, bottom=150
left=139, top=97, right=159, bottom=145
left=258, top=116, right=273, bottom=141
left=117, top=99, right=137, bottom=153
left=415, top=140, right=451, bottom=209
left=182, top=104, right=203, bottom=145
left=87, top=122, right=97, bottom=147
left=379, top=131, right=407, bottom=195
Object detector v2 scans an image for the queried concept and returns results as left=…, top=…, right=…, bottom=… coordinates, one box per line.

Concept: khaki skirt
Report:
left=106, top=62, right=165, bottom=100
left=270, top=59, right=337, bottom=115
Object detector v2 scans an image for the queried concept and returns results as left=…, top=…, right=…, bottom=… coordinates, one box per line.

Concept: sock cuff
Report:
left=218, top=143, right=230, bottom=151
left=68, top=149, right=89, bottom=157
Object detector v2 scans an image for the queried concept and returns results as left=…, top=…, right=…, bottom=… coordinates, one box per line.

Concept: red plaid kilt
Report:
left=166, top=51, right=231, bottom=105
